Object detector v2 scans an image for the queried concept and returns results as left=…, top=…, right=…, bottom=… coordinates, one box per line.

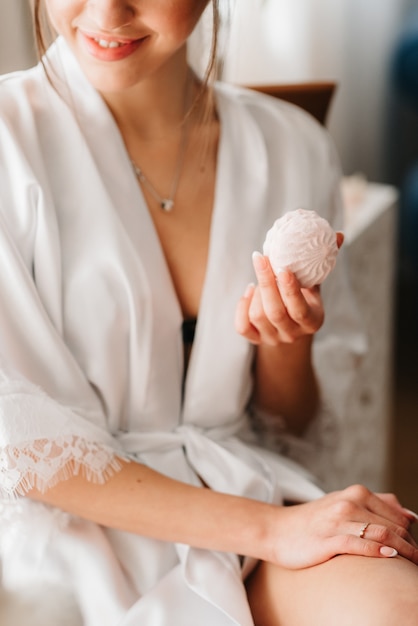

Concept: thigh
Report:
left=246, top=554, right=418, bottom=626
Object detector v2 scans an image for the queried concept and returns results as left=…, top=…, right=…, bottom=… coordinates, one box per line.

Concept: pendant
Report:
left=161, top=199, right=174, bottom=212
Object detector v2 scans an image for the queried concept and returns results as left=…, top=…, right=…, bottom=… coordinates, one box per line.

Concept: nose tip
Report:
left=87, top=2, right=135, bottom=31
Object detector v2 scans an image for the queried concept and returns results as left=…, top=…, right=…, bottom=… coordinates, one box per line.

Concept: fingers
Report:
left=342, top=484, right=411, bottom=529
left=248, top=286, right=284, bottom=345
left=251, top=252, right=291, bottom=326
left=252, top=252, right=307, bottom=316
left=328, top=485, right=418, bottom=564
left=351, top=518, right=418, bottom=551
left=328, top=533, right=399, bottom=560
left=273, top=491, right=418, bottom=570
left=363, top=509, right=418, bottom=551
left=235, top=253, right=290, bottom=345
left=236, top=251, right=326, bottom=345
left=376, top=493, right=418, bottom=524
left=404, top=508, right=418, bottom=524
left=329, top=523, right=418, bottom=565
left=234, top=273, right=289, bottom=345
left=275, top=270, right=311, bottom=325
left=235, top=283, right=260, bottom=344
left=250, top=252, right=322, bottom=341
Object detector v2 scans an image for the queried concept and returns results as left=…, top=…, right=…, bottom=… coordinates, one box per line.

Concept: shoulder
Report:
left=214, top=82, right=337, bottom=170
left=0, top=62, right=46, bottom=111
left=213, top=82, right=343, bottom=231
left=0, top=63, right=55, bottom=150
left=0, top=66, right=51, bottom=227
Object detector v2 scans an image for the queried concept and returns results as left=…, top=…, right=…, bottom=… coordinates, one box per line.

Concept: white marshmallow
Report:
left=263, top=208, right=338, bottom=288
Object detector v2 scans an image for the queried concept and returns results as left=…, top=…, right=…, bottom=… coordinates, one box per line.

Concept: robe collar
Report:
left=47, top=38, right=270, bottom=428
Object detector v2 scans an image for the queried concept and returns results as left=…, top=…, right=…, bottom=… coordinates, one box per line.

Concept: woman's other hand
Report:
left=266, top=485, right=418, bottom=570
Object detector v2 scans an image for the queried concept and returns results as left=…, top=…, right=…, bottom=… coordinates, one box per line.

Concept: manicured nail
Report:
left=404, top=508, right=418, bottom=522
left=252, top=251, right=267, bottom=271
left=275, top=267, right=285, bottom=274
left=244, top=283, right=255, bottom=298
left=380, top=546, right=398, bottom=558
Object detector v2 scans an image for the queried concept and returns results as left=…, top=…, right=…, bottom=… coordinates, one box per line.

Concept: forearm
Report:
left=252, top=334, right=320, bottom=434
left=28, top=458, right=278, bottom=562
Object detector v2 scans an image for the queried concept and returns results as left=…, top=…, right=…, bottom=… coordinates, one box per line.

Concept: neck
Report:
left=100, top=47, right=201, bottom=140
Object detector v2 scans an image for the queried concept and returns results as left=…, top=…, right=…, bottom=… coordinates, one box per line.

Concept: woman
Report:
left=0, top=1, right=417, bottom=625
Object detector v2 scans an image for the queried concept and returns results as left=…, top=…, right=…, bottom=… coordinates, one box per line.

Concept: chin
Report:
left=82, top=65, right=148, bottom=95
left=0, top=584, right=83, bottom=626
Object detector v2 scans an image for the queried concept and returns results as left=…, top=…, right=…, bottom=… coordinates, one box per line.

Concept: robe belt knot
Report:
left=115, top=420, right=246, bottom=456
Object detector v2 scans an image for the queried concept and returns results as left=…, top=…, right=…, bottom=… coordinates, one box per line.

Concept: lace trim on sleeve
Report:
left=0, top=435, right=122, bottom=498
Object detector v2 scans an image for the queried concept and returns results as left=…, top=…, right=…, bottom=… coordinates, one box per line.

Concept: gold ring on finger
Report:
left=359, top=522, right=370, bottom=539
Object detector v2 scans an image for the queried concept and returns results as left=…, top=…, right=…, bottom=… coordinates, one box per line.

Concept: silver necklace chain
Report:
left=131, top=75, right=193, bottom=212
left=131, top=120, right=189, bottom=212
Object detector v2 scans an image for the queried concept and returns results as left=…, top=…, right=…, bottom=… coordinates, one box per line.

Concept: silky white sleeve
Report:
left=0, top=194, right=124, bottom=499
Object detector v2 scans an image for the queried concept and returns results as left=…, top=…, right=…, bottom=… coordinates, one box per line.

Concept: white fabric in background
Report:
left=0, top=39, right=364, bottom=625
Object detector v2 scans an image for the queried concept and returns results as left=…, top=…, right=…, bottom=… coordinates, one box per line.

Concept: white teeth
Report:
left=95, top=39, right=124, bottom=48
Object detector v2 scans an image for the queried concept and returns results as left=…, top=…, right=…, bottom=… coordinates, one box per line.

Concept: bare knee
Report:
left=367, top=560, right=418, bottom=626
left=246, top=555, right=418, bottom=626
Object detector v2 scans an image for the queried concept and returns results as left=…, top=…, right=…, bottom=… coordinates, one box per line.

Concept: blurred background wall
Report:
left=0, top=0, right=36, bottom=73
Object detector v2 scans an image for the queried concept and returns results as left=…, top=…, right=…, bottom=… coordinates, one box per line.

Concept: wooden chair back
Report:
left=247, top=81, right=337, bottom=126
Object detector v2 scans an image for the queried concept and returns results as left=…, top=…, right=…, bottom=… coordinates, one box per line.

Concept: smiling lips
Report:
left=80, top=31, right=146, bottom=61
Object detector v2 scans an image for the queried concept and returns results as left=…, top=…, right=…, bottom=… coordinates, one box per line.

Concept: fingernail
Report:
left=380, top=546, right=398, bottom=558
left=252, top=251, right=268, bottom=271
left=404, top=508, right=418, bottom=522
left=244, top=283, right=255, bottom=298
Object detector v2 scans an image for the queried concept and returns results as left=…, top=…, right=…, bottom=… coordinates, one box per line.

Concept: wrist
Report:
left=249, top=501, right=286, bottom=564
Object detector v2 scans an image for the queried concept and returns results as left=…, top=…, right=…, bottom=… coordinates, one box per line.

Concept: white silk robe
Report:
left=0, top=39, right=365, bottom=625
